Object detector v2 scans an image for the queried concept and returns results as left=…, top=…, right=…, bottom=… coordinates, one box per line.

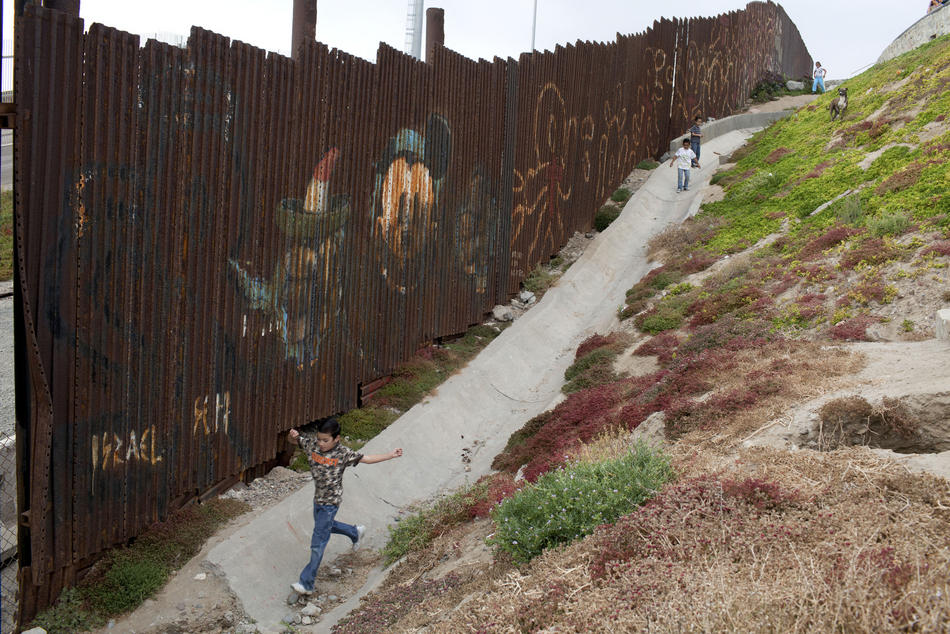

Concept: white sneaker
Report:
left=291, top=581, right=313, bottom=595
left=353, top=525, right=366, bottom=552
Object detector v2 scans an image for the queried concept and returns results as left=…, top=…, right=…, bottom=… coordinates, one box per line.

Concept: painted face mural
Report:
left=370, top=113, right=451, bottom=293
left=229, top=149, right=350, bottom=368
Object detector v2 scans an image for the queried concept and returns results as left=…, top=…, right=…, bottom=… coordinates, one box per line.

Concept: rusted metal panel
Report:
left=14, top=2, right=811, bottom=624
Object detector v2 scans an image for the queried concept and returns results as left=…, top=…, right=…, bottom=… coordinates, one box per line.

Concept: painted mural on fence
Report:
left=370, top=113, right=451, bottom=294
left=229, top=149, right=350, bottom=367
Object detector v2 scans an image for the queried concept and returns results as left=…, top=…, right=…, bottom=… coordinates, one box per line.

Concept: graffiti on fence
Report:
left=454, top=164, right=502, bottom=294
left=371, top=113, right=451, bottom=293
left=230, top=149, right=350, bottom=368
left=90, top=425, right=164, bottom=488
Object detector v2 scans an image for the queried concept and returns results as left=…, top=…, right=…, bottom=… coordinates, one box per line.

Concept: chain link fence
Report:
left=1, top=428, right=17, bottom=634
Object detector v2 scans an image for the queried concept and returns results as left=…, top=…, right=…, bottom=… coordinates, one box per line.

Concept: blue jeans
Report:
left=690, top=140, right=701, bottom=165
left=812, top=77, right=825, bottom=93
left=298, top=503, right=359, bottom=591
left=677, top=168, right=690, bottom=191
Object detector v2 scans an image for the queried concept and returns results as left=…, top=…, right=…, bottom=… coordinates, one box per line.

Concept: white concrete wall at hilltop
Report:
left=878, top=5, right=950, bottom=64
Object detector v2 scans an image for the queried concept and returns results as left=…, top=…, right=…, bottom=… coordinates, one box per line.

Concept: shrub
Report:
left=635, top=304, right=685, bottom=334
left=838, top=237, right=902, bottom=270
left=798, top=225, right=862, bottom=260
left=611, top=187, right=632, bottom=203
left=28, top=589, right=102, bottom=634
left=835, top=194, right=865, bottom=225
left=634, top=332, right=680, bottom=364
left=875, top=162, right=923, bottom=195
left=923, top=240, right=950, bottom=257
left=594, top=205, right=622, bottom=231
left=828, top=315, right=875, bottom=341
left=522, top=263, right=560, bottom=295
left=575, top=334, right=615, bottom=360
left=340, top=407, right=399, bottom=442
left=637, top=159, right=660, bottom=170
left=563, top=347, right=619, bottom=394
left=489, top=443, right=673, bottom=562
left=867, top=212, right=911, bottom=237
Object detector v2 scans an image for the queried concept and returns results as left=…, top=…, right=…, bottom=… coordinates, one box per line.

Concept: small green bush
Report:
left=339, top=407, right=398, bottom=443
left=867, top=211, right=911, bottom=237
left=610, top=187, right=632, bottom=203
left=523, top=263, right=560, bottom=295
left=489, top=443, right=673, bottom=562
left=28, top=589, right=102, bottom=634
left=562, top=347, right=619, bottom=394
left=835, top=194, right=865, bottom=225
left=635, top=302, right=685, bottom=334
left=594, top=205, right=622, bottom=232
left=86, top=555, right=167, bottom=615
left=637, top=159, right=660, bottom=170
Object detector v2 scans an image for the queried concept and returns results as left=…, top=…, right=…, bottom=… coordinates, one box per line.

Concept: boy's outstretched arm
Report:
left=288, top=428, right=301, bottom=445
left=360, top=448, right=403, bottom=464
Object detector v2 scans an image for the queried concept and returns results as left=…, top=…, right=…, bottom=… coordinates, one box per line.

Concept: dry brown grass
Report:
left=672, top=341, right=865, bottom=448
left=431, top=447, right=950, bottom=633
left=647, top=215, right=723, bottom=262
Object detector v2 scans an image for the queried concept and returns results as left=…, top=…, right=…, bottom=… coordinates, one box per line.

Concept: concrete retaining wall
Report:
left=878, top=5, right=950, bottom=64
left=668, top=110, right=794, bottom=156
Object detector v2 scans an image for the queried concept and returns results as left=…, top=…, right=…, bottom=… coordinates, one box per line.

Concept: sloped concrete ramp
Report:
left=207, top=122, right=768, bottom=632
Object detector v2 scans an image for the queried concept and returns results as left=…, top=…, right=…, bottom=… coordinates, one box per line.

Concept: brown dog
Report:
left=830, top=87, right=848, bottom=121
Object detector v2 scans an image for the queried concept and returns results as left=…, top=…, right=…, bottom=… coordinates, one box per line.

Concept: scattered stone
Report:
left=327, top=566, right=342, bottom=577
left=345, top=567, right=353, bottom=575
left=22, top=628, right=48, bottom=634
left=193, top=572, right=207, bottom=581
left=786, top=79, right=805, bottom=91
left=519, top=290, right=536, bottom=304
left=293, top=612, right=303, bottom=624
left=223, top=611, right=235, bottom=625
left=629, top=411, right=666, bottom=448
left=302, top=616, right=313, bottom=625
left=107, top=621, right=115, bottom=629
left=510, top=299, right=526, bottom=310
left=492, top=304, right=514, bottom=322
left=301, top=602, right=320, bottom=616
left=328, top=594, right=339, bottom=602
left=936, top=308, right=950, bottom=340
left=176, top=602, right=186, bottom=611
left=585, top=232, right=594, bottom=239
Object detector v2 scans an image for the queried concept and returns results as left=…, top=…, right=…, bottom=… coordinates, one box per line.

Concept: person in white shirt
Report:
left=813, top=61, right=827, bottom=94
left=669, top=138, right=698, bottom=192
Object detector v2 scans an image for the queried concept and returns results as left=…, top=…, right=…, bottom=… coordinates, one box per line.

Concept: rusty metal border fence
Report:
left=12, top=1, right=810, bottom=624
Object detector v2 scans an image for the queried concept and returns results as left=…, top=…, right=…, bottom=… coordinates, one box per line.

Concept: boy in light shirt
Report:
left=669, top=138, right=698, bottom=192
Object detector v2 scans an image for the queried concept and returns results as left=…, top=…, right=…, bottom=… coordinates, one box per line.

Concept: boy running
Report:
left=288, top=417, right=402, bottom=596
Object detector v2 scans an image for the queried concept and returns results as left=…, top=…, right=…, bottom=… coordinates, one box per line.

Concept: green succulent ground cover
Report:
left=703, top=35, right=950, bottom=255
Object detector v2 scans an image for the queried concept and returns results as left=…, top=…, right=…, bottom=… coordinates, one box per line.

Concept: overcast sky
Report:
left=22, top=1, right=933, bottom=80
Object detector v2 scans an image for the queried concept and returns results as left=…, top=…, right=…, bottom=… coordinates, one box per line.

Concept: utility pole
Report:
left=425, top=7, right=444, bottom=63
left=404, top=0, right=424, bottom=59
left=292, top=0, right=317, bottom=61
left=531, top=0, right=538, bottom=51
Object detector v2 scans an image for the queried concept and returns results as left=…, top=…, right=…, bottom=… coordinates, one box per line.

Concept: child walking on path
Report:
left=288, top=417, right=403, bottom=595
left=670, top=138, right=698, bottom=192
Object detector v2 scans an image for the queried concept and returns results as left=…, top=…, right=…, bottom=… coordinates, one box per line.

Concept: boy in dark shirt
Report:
left=689, top=116, right=703, bottom=167
left=288, top=417, right=402, bottom=595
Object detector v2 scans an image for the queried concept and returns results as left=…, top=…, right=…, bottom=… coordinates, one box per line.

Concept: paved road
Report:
left=1, top=129, right=10, bottom=190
